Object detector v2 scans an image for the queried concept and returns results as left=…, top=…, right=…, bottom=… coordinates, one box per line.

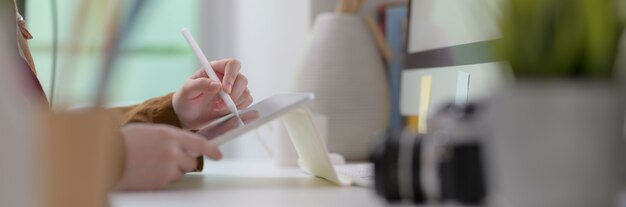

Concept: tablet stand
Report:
left=281, top=107, right=348, bottom=186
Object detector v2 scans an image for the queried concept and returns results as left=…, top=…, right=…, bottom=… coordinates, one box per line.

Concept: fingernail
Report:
left=211, top=82, right=221, bottom=91
left=205, top=144, right=222, bottom=160
left=213, top=151, right=223, bottom=160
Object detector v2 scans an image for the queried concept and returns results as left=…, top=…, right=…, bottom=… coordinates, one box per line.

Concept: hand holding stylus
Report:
left=172, top=59, right=252, bottom=129
left=181, top=28, right=241, bottom=119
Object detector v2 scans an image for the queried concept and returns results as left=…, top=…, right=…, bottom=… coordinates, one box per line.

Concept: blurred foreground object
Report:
left=486, top=83, right=625, bottom=207
left=496, top=0, right=623, bottom=79
left=3, top=0, right=143, bottom=206
left=1, top=2, right=123, bottom=206
left=488, top=0, right=626, bottom=206
left=293, top=3, right=390, bottom=160
left=0, top=2, right=39, bottom=206
left=40, top=110, right=125, bottom=207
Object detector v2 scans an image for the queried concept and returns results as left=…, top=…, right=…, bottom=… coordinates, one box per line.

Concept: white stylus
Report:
left=181, top=28, right=242, bottom=124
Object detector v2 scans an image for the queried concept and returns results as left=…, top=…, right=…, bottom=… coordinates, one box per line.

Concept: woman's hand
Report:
left=173, top=59, right=253, bottom=129
left=115, top=123, right=222, bottom=191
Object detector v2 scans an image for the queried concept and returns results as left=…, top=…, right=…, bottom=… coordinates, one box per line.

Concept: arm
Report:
left=114, top=59, right=252, bottom=130
left=109, top=59, right=253, bottom=175
left=113, top=93, right=182, bottom=127
left=116, top=123, right=222, bottom=191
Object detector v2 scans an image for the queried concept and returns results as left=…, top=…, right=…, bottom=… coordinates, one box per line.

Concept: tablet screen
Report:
left=196, top=93, right=315, bottom=145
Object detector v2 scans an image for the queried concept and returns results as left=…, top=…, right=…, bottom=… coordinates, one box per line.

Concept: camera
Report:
left=371, top=104, right=486, bottom=205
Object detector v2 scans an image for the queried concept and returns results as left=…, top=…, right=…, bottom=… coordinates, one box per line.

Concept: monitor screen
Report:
left=401, top=0, right=509, bottom=115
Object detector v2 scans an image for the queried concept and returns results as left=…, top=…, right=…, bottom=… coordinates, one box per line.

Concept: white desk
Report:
left=109, top=159, right=390, bottom=207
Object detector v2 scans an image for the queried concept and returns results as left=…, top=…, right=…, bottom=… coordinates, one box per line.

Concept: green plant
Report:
left=497, top=0, right=624, bottom=79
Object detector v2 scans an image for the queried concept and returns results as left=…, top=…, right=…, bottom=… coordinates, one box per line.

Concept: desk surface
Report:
left=110, top=159, right=391, bottom=207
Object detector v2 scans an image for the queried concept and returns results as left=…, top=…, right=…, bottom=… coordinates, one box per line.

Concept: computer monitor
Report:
left=401, top=0, right=510, bottom=116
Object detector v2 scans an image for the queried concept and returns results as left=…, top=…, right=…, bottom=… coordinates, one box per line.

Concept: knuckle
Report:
left=158, top=126, right=177, bottom=140
left=228, top=58, right=241, bottom=68
left=206, top=143, right=219, bottom=152
left=165, top=148, right=180, bottom=160
left=200, top=78, right=212, bottom=85
left=158, top=142, right=178, bottom=160
left=185, top=78, right=197, bottom=85
left=183, top=79, right=199, bottom=90
left=239, top=76, right=248, bottom=85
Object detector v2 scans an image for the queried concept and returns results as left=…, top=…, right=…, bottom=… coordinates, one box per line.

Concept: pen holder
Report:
left=39, top=109, right=125, bottom=207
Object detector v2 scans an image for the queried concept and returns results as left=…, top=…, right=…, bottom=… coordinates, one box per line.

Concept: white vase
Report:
left=293, top=13, right=391, bottom=160
left=485, top=81, right=625, bottom=207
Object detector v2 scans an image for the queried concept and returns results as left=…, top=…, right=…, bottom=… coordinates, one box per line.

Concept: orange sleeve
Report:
left=115, top=93, right=183, bottom=127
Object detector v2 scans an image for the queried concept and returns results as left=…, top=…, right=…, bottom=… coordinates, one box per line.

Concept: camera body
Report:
left=372, top=104, right=486, bottom=205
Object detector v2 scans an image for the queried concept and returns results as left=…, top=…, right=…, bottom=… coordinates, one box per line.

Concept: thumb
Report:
left=180, top=78, right=222, bottom=100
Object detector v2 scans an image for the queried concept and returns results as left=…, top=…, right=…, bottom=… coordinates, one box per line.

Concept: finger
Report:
left=177, top=132, right=223, bottom=160
left=203, top=143, right=223, bottom=161
left=205, top=81, right=223, bottom=98
left=230, top=75, right=248, bottom=100
left=236, top=94, right=253, bottom=109
left=210, top=59, right=240, bottom=93
left=180, top=78, right=222, bottom=100
left=235, top=89, right=250, bottom=104
left=180, top=78, right=210, bottom=99
left=197, top=82, right=222, bottom=103
left=241, top=110, right=260, bottom=121
left=190, top=67, right=207, bottom=79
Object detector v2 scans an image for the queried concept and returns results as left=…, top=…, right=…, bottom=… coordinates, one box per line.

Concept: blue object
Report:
left=385, top=5, right=408, bottom=132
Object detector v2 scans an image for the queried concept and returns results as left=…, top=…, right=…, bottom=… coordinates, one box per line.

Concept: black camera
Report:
left=371, top=104, right=486, bottom=205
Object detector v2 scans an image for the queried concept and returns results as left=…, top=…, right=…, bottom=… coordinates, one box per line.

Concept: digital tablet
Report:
left=197, top=93, right=315, bottom=146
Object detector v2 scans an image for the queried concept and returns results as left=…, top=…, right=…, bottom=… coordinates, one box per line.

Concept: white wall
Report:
left=200, top=1, right=311, bottom=158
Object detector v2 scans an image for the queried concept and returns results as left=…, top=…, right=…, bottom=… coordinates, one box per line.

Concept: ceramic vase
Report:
left=294, top=13, right=391, bottom=160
